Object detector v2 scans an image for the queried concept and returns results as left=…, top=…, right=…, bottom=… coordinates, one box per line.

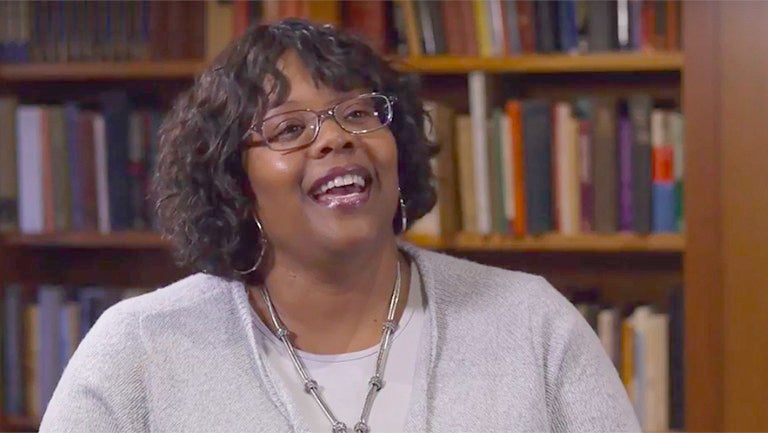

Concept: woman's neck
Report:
left=249, top=240, right=410, bottom=355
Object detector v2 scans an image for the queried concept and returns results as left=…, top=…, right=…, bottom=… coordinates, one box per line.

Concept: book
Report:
left=520, top=99, right=553, bottom=235
left=573, top=98, right=594, bottom=232
left=455, top=115, right=477, bottom=233
left=468, top=72, right=492, bottom=234
left=629, top=95, right=653, bottom=234
left=16, top=106, right=45, bottom=234
left=0, top=97, right=18, bottom=230
left=592, top=97, right=618, bottom=233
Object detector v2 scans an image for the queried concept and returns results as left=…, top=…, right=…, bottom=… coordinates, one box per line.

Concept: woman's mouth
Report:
left=308, top=166, right=373, bottom=210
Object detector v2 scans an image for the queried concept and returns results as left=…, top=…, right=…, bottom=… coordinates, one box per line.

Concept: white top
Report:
left=251, top=263, right=426, bottom=433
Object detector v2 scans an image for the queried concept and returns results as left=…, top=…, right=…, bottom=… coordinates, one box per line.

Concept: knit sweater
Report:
left=40, top=244, right=641, bottom=432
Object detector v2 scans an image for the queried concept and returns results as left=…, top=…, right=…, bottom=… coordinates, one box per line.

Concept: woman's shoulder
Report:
left=89, top=273, right=243, bottom=344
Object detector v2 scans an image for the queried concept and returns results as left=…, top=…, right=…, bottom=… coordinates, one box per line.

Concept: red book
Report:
left=233, top=0, right=251, bottom=38
left=516, top=0, right=536, bottom=54
left=344, top=1, right=388, bottom=53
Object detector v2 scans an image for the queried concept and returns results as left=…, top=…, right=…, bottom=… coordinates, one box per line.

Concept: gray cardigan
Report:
left=40, top=244, right=641, bottom=432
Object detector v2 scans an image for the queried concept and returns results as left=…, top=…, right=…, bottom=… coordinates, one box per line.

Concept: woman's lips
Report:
left=313, top=183, right=371, bottom=210
left=306, top=164, right=374, bottom=210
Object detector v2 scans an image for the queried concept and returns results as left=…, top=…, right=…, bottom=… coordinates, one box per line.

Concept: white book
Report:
left=555, top=103, right=580, bottom=235
left=651, top=109, right=666, bottom=150
left=629, top=305, right=654, bottom=425
left=645, top=313, right=670, bottom=432
left=500, top=115, right=515, bottom=226
left=597, top=307, right=620, bottom=367
left=468, top=72, right=491, bottom=234
left=16, top=105, right=44, bottom=234
left=93, top=115, right=110, bottom=234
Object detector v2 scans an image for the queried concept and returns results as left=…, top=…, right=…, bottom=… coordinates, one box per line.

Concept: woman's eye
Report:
left=345, top=109, right=374, bottom=120
left=272, top=122, right=305, bottom=141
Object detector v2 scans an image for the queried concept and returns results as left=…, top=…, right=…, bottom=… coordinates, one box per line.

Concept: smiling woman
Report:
left=38, top=19, right=640, bottom=433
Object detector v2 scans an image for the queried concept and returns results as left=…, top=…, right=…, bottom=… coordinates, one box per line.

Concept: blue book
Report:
left=504, top=0, right=522, bottom=55
left=38, top=286, right=64, bottom=414
left=78, top=287, right=105, bottom=340
left=64, top=103, right=84, bottom=230
left=652, top=182, right=676, bottom=232
left=558, top=0, right=578, bottom=52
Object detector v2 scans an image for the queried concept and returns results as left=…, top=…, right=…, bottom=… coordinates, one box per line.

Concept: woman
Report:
left=41, top=19, right=639, bottom=433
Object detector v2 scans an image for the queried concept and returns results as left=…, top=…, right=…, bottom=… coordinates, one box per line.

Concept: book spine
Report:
left=16, top=106, right=45, bottom=234
left=629, top=95, right=653, bottom=234
left=592, top=97, right=618, bottom=233
left=651, top=109, right=675, bottom=232
left=469, top=72, right=492, bottom=234
left=506, top=100, right=527, bottom=237
left=521, top=99, right=553, bottom=235
left=618, top=115, right=634, bottom=231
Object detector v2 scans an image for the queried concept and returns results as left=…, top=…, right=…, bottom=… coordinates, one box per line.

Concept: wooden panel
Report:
left=719, top=3, right=768, bottom=429
left=4, top=248, right=188, bottom=287
left=682, top=2, right=725, bottom=431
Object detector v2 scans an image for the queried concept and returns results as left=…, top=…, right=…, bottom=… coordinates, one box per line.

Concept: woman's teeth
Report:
left=318, top=174, right=366, bottom=195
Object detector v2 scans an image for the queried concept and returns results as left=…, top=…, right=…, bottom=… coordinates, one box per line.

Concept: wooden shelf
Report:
left=2, top=231, right=683, bottom=253
left=1, top=231, right=171, bottom=249
left=395, top=51, right=683, bottom=74
left=0, top=60, right=204, bottom=81
left=0, top=52, right=682, bottom=82
left=0, top=416, right=38, bottom=432
left=407, top=232, right=685, bottom=253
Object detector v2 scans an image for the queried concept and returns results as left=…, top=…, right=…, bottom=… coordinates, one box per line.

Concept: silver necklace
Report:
left=259, top=260, right=402, bottom=433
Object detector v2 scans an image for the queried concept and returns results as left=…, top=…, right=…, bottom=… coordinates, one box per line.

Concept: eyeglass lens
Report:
left=261, top=95, right=392, bottom=150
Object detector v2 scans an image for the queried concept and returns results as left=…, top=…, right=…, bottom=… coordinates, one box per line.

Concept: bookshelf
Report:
left=1, top=231, right=683, bottom=253
left=0, top=52, right=682, bottom=83
left=3, top=0, right=768, bottom=432
left=0, top=60, right=205, bottom=82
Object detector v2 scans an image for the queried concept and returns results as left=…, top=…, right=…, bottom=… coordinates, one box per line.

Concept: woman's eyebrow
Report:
left=266, top=92, right=363, bottom=115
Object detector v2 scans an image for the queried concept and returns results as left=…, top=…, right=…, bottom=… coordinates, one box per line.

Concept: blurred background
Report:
left=0, top=0, right=766, bottom=431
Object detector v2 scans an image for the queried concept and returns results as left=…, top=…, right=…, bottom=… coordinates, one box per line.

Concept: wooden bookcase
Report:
left=2, top=2, right=768, bottom=431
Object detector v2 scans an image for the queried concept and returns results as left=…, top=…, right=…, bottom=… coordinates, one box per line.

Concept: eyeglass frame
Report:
left=242, top=92, right=398, bottom=151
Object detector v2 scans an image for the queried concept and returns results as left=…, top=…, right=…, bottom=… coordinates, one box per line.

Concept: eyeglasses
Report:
left=244, top=93, right=396, bottom=151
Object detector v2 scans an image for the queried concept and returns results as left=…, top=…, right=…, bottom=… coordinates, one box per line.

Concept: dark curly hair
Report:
left=152, top=19, right=438, bottom=282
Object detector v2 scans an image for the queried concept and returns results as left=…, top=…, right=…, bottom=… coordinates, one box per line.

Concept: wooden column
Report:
left=684, top=1, right=768, bottom=430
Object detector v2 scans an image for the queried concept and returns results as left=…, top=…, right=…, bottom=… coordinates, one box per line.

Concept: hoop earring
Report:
left=398, top=189, right=408, bottom=234
left=235, top=215, right=266, bottom=275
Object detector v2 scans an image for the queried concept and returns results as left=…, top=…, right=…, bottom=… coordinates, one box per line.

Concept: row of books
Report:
left=1, top=285, right=148, bottom=420
left=390, top=0, right=681, bottom=57
left=0, top=0, right=205, bottom=64
left=0, top=95, right=162, bottom=234
left=571, top=288, right=684, bottom=431
left=412, top=92, right=684, bottom=237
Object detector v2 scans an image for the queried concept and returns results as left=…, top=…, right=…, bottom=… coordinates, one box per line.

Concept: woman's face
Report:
left=243, top=50, right=400, bottom=259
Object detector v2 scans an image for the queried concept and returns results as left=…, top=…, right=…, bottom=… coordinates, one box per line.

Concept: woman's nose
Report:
left=309, top=116, right=355, bottom=157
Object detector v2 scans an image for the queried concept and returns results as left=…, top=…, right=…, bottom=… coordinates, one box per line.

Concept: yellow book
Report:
left=398, top=0, right=422, bottom=57
left=25, top=304, right=40, bottom=420
left=455, top=115, right=477, bottom=233
left=621, top=319, right=635, bottom=400
left=306, top=0, right=340, bottom=26
left=206, top=0, right=234, bottom=62
left=472, top=0, right=493, bottom=57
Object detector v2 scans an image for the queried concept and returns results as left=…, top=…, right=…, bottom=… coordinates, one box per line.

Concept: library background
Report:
left=0, top=0, right=766, bottom=432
